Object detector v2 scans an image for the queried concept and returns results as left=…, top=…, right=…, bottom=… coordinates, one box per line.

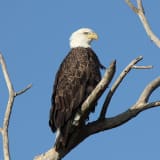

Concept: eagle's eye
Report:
left=83, top=31, right=89, bottom=35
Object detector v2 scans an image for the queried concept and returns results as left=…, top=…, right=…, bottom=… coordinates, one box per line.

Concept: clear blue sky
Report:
left=0, top=1, right=160, bottom=160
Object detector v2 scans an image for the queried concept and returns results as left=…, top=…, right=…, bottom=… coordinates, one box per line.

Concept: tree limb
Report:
left=136, top=77, right=160, bottom=104
left=34, top=148, right=59, bottom=160
left=0, top=53, right=32, bottom=160
left=125, top=0, right=139, bottom=13
left=132, top=65, right=153, bottom=69
left=125, top=0, right=160, bottom=48
left=99, top=56, right=150, bottom=119
left=34, top=56, right=159, bottom=160
left=86, top=76, right=160, bottom=135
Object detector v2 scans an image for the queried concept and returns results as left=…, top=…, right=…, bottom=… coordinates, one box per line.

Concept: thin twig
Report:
left=132, top=65, right=153, bottom=69
left=125, top=0, right=139, bottom=13
left=15, top=84, right=32, bottom=96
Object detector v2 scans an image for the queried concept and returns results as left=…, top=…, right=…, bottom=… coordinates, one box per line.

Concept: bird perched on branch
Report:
left=49, top=28, right=105, bottom=150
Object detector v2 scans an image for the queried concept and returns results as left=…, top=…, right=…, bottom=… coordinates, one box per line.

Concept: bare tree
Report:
left=0, top=1, right=160, bottom=160
left=34, top=1, right=160, bottom=159
left=1, top=52, right=159, bottom=160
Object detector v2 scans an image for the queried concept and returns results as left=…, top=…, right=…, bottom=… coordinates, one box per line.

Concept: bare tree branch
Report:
left=34, top=148, right=59, bottom=160
left=132, top=65, right=153, bottom=69
left=0, top=54, right=14, bottom=94
left=15, top=84, right=32, bottom=96
left=99, top=56, right=147, bottom=119
left=142, top=101, right=160, bottom=110
left=137, top=0, right=145, bottom=14
left=125, top=0, right=160, bottom=48
left=0, top=53, right=32, bottom=160
left=34, top=56, right=159, bottom=160
left=136, top=77, right=160, bottom=104
left=0, top=53, right=15, bottom=160
left=86, top=76, right=160, bottom=135
left=125, top=0, right=139, bottom=13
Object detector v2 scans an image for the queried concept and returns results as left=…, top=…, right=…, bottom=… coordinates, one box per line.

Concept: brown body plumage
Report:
left=49, top=28, right=104, bottom=150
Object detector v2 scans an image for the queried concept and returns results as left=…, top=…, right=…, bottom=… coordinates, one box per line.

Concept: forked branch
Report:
left=125, top=0, right=160, bottom=48
left=0, top=53, right=32, bottom=160
left=34, top=56, right=160, bottom=160
left=99, top=56, right=152, bottom=119
left=86, top=76, right=160, bottom=135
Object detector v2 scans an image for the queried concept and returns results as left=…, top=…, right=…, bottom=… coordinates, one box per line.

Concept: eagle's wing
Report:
left=49, top=48, right=101, bottom=132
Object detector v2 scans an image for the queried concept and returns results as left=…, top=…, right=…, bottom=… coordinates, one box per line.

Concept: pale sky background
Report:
left=0, top=1, right=160, bottom=160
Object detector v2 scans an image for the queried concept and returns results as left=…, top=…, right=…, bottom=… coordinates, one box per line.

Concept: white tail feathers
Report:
left=55, top=128, right=60, bottom=143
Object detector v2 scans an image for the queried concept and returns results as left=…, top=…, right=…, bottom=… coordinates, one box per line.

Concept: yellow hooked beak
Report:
left=87, top=32, right=98, bottom=40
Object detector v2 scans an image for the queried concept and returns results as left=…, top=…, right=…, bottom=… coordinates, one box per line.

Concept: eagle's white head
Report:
left=69, top=28, right=98, bottom=48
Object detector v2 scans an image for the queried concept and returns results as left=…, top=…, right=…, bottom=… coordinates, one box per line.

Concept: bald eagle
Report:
left=49, top=28, right=104, bottom=150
